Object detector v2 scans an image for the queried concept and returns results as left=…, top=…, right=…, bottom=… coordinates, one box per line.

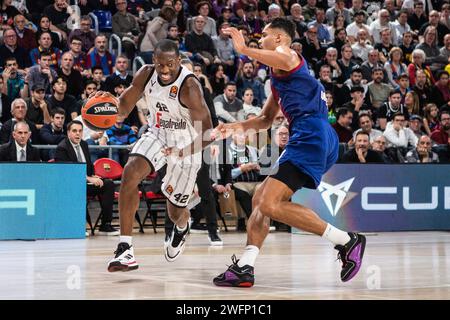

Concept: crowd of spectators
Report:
left=0, top=0, right=450, bottom=233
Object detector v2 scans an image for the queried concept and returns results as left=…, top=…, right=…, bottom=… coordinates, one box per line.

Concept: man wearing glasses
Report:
left=431, top=111, right=450, bottom=145
left=68, top=15, right=96, bottom=53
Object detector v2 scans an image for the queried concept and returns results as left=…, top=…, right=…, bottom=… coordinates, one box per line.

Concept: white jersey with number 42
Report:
left=143, top=65, right=198, bottom=149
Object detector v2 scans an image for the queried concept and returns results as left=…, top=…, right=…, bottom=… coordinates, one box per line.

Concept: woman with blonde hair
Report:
left=384, top=47, right=407, bottom=88
left=404, top=91, right=420, bottom=117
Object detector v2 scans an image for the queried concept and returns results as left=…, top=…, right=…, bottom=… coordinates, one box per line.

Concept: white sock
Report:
left=322, top=224, right=351, bottom=246
left=119, top=236, right=132, bottom=246
left=237, top=245, right=260, bottom=267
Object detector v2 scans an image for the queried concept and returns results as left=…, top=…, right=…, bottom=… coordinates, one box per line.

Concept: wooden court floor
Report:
left=1, top=231, right=449, bottom=300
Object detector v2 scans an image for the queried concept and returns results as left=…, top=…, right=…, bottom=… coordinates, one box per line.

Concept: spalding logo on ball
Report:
left=81, top=96, right=119, bottom=131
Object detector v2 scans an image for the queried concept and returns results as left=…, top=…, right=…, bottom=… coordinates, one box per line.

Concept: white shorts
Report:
left=130, top=131, right=202, bottom=207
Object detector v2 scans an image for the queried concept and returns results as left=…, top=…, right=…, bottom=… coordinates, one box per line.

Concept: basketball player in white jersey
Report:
left=101, top=40, right=214, bottom=271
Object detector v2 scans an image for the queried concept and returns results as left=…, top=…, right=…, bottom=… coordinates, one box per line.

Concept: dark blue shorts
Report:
left=273, top=116, right=339, bottom=190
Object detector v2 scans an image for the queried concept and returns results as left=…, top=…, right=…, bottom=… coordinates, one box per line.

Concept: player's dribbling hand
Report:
left=222, top=27, right=247, bottom=54
left=91, top=91, right=120, bottom=106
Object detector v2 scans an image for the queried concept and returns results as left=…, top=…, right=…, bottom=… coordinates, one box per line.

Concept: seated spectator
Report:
left=103, top=55, right=133, bottom=94
left=57, top=52, right=83, bottom=98
left=430, top=71, right=450, bottom=110
left=416, top=26, right=441, bottom=72
left=315, top=47, right=341, bottom=82
left=91, top=66, right=106, bottom=90
left=86, top=35, right=116, bottom=76
left=239, top=4, right=264, bottom=39
left=372, top=135, right=393, bottom=163
left=332, top=108, right=353, bottom=143
left=46, top=76, right=77, bottom=125
left=339, top=67, right=368, bottom=107
left=68, top=15, right=96, bottom=53
left=112, top=0, right=142, bottom=60
left=209, top=63, right=229, bottom=97
left=341, top=131, right=384, bottom=163
left=346, top=11, right=370, bottom=44
left=14, top=14, right=37, bottom=51
left=367, top=67, right=392, bottom=111
left=409, top=114, right=426, bottom=139
left=404, top=91, right=420, bottom=116
left=418, top=10, right=449, bottom=47
left=0, top=98, right=38, bottom=144
left=25, top=84, right=50, bottom=130
left=399, top=31, right=415, bottom=65
left=342, top=86, right=373, bottom=131
left=75, top=80, right=98, bottom=116
left=213, top=82, right=244, bottom=123
left=29, top=31, right=62, bottom=68
left=378, top=89, right=409, bottom=130
left=307, top=7, right=330, bottom=44
left=408, top=49, right=435, bottom=88
left=39, top=107, right=66, bottom=159
left=241, top=88, right=262, bottom=118
left=25, top=51, right=58, bottom=96
left=384, top=47, right=407, bottom=89
left=212, top=22, right=236, bottom=79
left=287, top=3, right=308, bottom=39
left=0, top=76, right=11, bottom=124
left=43, top=0, right=77, bottom=42
left=0, top=121, right=41, bottom=162
left=0, top=28, right=31, bottom=69
left=337, top=45, right=357, bottom=84
left=370, top=10, right=396, bottom=46
left=374, top=28, right=394, bottom=66
left=36, top=15, right=63, bottom=50
left=2, top=57, right=26, bottom=100
left=412, top=69, right=432, bottom=109
left=405, top=135, right=439, bottom=163
left=430, top=111, right=450, bottom=145
left=139, top=6, right=176, bottom=64
left=54, top=120, right=119, bottom=235
left=361, top=49, right=389, bottom=83
left=185, top=15, right=221, bottom=67
left=383, top=112, right=418, bottom=150
left=67, top=37, right=88, bottom=75
left=300, top=25, right=325, bottom=69
left=187, top=1, right=217, bottom=37
left=423, top=103, right=440, bottom=136
left=353, top=113, right=383, bottom=143
left=236, top=61, right=265, bottom=107
left=229, top=130, right=261, bottom=231
left=105, top=114, right=137, bottom=166
left=259, top=124, right=288, bottom=174
left=351, top=29, right=374, bottom=63
left=397, top=73, right=410, bottom=104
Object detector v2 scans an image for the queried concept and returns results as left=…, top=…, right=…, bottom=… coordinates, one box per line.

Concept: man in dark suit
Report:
left=0, top=121, right=41, bottom=162
left=54, top=120, right=119, bottom=236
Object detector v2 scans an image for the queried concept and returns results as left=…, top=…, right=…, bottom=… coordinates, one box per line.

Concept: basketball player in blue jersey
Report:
left=213, top=18, right=366, bottom=287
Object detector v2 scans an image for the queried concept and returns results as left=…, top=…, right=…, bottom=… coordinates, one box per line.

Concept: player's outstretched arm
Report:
left=215, top=93, right=279, bottom=139
left=223, top=27, right=299, bottom=71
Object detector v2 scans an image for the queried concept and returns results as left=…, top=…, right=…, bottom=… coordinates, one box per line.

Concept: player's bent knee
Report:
left=258, top=202, right=278, bottom=219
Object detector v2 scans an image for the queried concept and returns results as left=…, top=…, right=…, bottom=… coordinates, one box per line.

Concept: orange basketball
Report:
left=81, top=96, right=119, bottom=131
